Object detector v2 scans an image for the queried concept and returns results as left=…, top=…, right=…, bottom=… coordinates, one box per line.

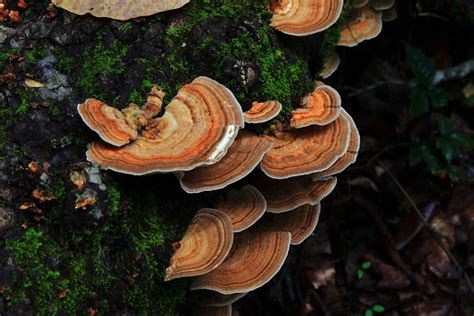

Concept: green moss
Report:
left=106, top=184, right=121, bottom=217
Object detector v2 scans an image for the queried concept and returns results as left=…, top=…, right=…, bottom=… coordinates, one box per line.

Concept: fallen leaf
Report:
left=25, top=79, right=44, bottom=88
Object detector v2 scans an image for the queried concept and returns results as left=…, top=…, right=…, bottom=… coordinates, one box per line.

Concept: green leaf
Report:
left=364, top=309, right=374, bottom=316
left=437, top=118, right=454, bottom=135
left=409, top=145, right=441, bottom=174
left=373, top=305, right=385, bottom=313
left=361, top=261, right=372, bottom=270
left=357, top=270, right=364, bottom=279
left=404, top=43, right=436, bottom=87
left=429, top=87, right=450, bottom=108
left=410, top=88, right=430, bottom=118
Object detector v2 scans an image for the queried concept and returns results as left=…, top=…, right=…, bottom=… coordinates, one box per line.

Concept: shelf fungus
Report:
left=244, top=101, right=282, bottom=124
left=215, top=185, right=267, bottom=232
left=369, top=0, right=395, bottom=11
left=194, top=290, right=248, bottom=307
left=165, top=209, right=234, bottom=281
left=51, top=0, right=190, bottom=20
left=313, top=109, right=360, bottom=179
left=290, top=84, right=342, bottom=128
left=351, top=0, right=369, bottom=8
left=338, top=6, right=383, bottom=47
left=191, top=230, right=291, bottom=294
left=254, top=175, right=336, bottom=213
left=269, top=0, right=344, bottom=36
left=179, top=131, right=272, bottom=193
left=320, top=50, right=341, bottom=79
left=85, top=77, right=244, bottom=175
left=257, top=204, right=321, bottom=245
left=260, top=114, right=351, bottom=179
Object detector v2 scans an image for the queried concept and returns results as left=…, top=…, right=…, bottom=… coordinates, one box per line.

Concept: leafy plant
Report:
left=364, top=305, right=385, bottom=316
left=357, top=261, right=372, bottom=279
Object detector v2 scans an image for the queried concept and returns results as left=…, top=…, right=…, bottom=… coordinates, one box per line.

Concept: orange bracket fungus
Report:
left=258, top=204, right=321, bottom=245
left=244, top=101, right=282, bottom=124
left=85, top=77, right=244, bottom=175
left=320, top=50, right=341, bottom=79
left=270, top=0, right=344, bottom=36
left=179, top=131, right=272, bottom=193
left=338, top=6, right=383, bottom=47
left=255, top=175, right=337, bottom=213
left=52, top=0, right=190, bottom=20
left=215, top=185, right=267, bottom=232
left=313, top=109, right=360, bottom=179
left=165, top=208, right=234, bottom=281
left=290, top=84, right=342, bottom=128
left=260, top=113, right=351, bottom=179
left=191, top=229, right=291, bottom=294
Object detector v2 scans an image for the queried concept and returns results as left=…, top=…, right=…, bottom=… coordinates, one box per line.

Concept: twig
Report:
left=376, top=160, right=474, bottom=295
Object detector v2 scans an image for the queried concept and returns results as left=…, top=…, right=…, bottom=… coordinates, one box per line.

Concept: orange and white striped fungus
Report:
left=165, top=209, right=233, bottom=281
left=313, top=109, right=360, bottom=179
left=257, top=204, right=321, bottom=245
left=320, top=50, right=341, bottom=79
left=254, top=175, right=336, bottom=213
left=85, top=77, right=244, bottom=175
left=244, top=101, right=282, bottom=124
left=338, top=6, right=383, bottom=47
left=260, top=114, right=351, bottom=179
left=270, top=0, right=344, bottom=36
left=192, top=305, right=232, bottom=316
left=179, top=131, right=272, bottom=193
left=290, top=84, right=342, bottom=128
left=191, top=230, right=291, bottom=294
left=52, top=0, right=189, bottom=20
left=215, top=185, right=266, bottom=232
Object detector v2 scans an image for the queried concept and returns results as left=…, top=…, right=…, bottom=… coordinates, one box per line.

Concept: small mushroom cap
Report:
left=290, top=84, right=342, bottom=128
left=254, top=175, right=336, bottom=213
left=52, top=0, right=190, bottom=20
left=257, top=204, right=321, bottom=245
left=165, top=208, right=234, bottom=281
left=352, top=0, right=369, bottom=8
left=261, top=114, right=351, bottom=179
left=77, top=99, right=138, bottom=147
left=382, top=5, right=397, bottom=22
left=86, top=77, right=244, bottom=175
left=192, top=305, right=232, bottom=316
left=179, top=131, right=272, bottom=193
left=194, top=290, right=248, bottom=307
left=270, top=0, right=344, bottom=36
left=215, top=185, right=267, bottom=232
left=338, top=6, right=383, bottom=47
left=244, top=101, right=282, bottom=124
left=143, top=86, right=165, bottom=117
left=191, top=230, right=291, bottom=294
left=320, top=51, right=341, bottom=79
left=370, top=0, right=395, bottom=11
left=313, top=109, right=360, bottom=179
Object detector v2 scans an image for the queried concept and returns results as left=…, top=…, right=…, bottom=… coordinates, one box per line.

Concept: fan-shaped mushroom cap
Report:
left=191, top=230, right=291, bottom=294
left=382, top=5, right=397, bottom=22
left=244, top=101, right=282, bottom=124
left=370, top=0, right=395, bottom=11
left=290, top=84, right=342, bottom=128
left=192, top=305, right=232, bottom=316
left=165, top=209, right=233, bottom=281
left=313, top=109, right=360, bottom=179
left=86, top=77, right=244, bottom=175
left=258, top=204, right=321, bottom=245
left=352, top=0, right=369, bottom=8
left=51, top=0, right=190, bottom=20
left=254, top=175, right=336, bottom=213
left=215, top=185, right=266, bottom=232
left=195, top=291, right=248, bottom=307
left=77, top=99, right=138, bottom=147
left=320, top=51, right=341, bottom=79
left=261, top=114, right=351, bottom=179
left=338, top=6, right=383, bottom=47
left=270, top=0, right=344, bottom=36
left=179, top=131, right=272, bottom=193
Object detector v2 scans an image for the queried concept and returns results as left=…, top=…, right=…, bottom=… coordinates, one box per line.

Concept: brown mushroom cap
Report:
left=215, top=185, right=267, bottom=232
left=191, top=230, right=291, bottom=294
left=77, top=99, right=138, bottom=147
left=370, top=0, right=395, bottom=11
left=313, top=109, right=360, bottom=179
left=195, top=290, right=248, bottom=307
left=86, top=77, right=244, bottom=175
left=179, top=131, right=272, bottom=193
left=255, top=175, right=336, bottom=213
left=352, top=0, right=369, bottom=8
left=260, top=114, right=351, bottom=179
left=382, top=5, right=397, bottom=22
left=290, top=84, right=342, bottom=128
left=320, top=51, right=341, bottom=79
left=192, top=305, right=232, bottom=316
left=244, top=101, right=282, bottom=124
left=165, top=208, right=234, bottom=281
left=52, top=0, right=189, bottom=20
left=337, top=6, right=383, bottom=47
left=270, top=0, right=344, bottom=36
left=258, top=204, right=321, bottom=245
